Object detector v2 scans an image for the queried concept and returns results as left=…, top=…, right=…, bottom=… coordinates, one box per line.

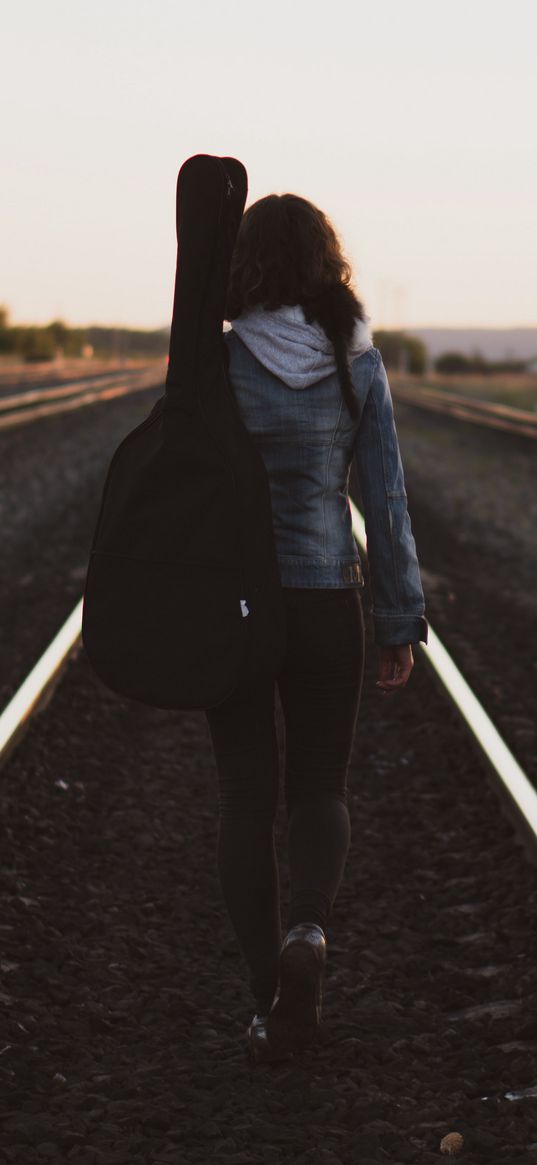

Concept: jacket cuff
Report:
left=373, top=614, right=429, bottom=646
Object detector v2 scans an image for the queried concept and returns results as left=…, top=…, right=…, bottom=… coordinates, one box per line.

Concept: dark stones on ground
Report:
left=1, top=620, right=536, bottom=1162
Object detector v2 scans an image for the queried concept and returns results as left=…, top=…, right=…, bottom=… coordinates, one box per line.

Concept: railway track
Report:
left=3, top=364, right=534, bottom=440
left=390, top=382, right=537, bottom=440
left=0, top=364, right=165, bottom=430
left=1, top=376, right=536, bottom=1161
left=1, top=370, right=534, bottom=777
left=1, top=503, right=536, bottom=1161
left=1, top=503, right=536, bottom=851
left=0, top=359, right=143, bottom=392
left=383, top=384, right=537, bottom=796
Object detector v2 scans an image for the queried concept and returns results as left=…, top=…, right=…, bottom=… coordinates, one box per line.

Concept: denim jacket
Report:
left=223, top=327, right=428, bottom=646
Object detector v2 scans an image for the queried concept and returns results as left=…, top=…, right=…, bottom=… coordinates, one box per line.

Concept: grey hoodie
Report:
left=228, top=303, right=373, bottom=389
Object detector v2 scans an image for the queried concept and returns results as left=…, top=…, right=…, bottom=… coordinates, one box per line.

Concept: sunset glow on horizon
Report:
left=2, top=0, right=536, bottom=331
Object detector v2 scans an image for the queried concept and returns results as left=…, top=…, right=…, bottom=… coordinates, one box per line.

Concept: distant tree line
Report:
left=1, top=308, right=532, bottom=374
left=0, top=306, right=169, bottom=362
left=433, top=351, right=530, bottom=375
left=372, top=330, right=427, bottom=374
left=372, top=330, right=534, bottom=376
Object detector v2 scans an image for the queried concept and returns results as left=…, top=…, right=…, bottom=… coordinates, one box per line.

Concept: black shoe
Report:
left=246, top=1013, right=294, bottom=1069
left=266, top=923, right=327, bottom=1052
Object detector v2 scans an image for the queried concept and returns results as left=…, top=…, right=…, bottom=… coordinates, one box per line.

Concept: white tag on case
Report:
left=240, top=599, right=249, bottom=618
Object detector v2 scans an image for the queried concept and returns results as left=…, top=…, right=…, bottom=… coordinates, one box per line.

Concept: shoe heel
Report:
left=245, top=1013, right=294, bottom=1070
left=279, top=942, right=322, bottom=1021
left=267, top=925, right=327, bottom=1052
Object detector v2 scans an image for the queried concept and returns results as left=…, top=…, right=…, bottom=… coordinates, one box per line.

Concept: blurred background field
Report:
left=2, top=306, right=536, bottom=411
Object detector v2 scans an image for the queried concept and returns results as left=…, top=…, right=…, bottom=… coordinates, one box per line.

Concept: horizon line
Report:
left=3, top=317, right=537, bottom=333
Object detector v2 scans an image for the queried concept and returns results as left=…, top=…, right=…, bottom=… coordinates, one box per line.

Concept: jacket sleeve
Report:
left=353, top=349, right=428, bottom=646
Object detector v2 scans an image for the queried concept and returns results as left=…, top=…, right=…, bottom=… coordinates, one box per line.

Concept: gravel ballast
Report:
left=1, top=381, right=536, bottom=1163
left=1, top=615, right=536, bottom=1162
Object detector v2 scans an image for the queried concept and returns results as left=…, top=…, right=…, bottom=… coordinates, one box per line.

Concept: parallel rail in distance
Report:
left=391, top=383, right=537, bottom=440
left=1, top=503, right=536, bottom=849
left=0, top=365, right=165, bottom=430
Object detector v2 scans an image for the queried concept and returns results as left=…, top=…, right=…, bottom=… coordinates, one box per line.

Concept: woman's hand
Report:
left=376, top=644, right=414, bottom=695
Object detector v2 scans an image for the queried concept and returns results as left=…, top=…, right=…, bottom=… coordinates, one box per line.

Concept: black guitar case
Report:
left=82, top=153, right=285, bottom=709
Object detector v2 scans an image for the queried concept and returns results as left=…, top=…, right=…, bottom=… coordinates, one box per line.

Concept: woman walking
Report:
left=203, top=192, right=428, bottom=1067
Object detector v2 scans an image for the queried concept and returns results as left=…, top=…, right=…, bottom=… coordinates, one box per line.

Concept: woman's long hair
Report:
left=225, top=193, right=367, bottom=419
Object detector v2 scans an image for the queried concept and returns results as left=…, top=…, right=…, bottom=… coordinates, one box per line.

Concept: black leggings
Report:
left=204, top=586, right=365, bottom=1012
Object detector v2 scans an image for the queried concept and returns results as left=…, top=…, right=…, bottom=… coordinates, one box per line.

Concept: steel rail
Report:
left=0, top=360, right=134, bottom=390
left=1, top=502, right=536, bottom=851
left=349, top=500, right=537, bottom=842
left=391, top=383, right=537, bottom=440
left=0, top=370, right=146, bottom=412
left=0, top=601, right=83, bottom=767
left=0, top=367, right=164, bottom=430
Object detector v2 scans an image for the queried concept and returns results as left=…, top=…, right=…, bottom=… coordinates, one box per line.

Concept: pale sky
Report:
left=2, top=0, right=536, bottom=330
